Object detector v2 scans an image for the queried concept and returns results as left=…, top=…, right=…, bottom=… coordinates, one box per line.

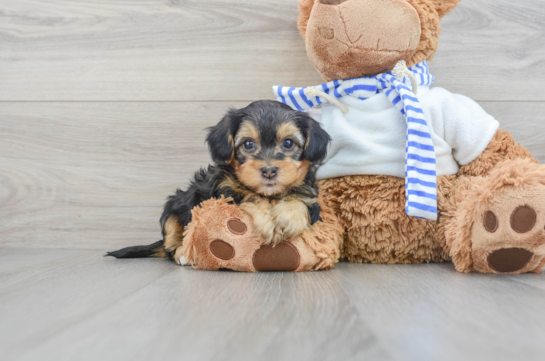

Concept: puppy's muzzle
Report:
left=261, top=166, right=278, bottom=180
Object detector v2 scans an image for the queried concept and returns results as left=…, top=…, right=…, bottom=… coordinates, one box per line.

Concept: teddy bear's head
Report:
left=298, top=0, right=460, bottom=81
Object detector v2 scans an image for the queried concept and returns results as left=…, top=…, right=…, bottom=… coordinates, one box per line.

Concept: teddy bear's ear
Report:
left=298, top=0, right=315, bottom=39
left=433, top=0, right=461, bottom=18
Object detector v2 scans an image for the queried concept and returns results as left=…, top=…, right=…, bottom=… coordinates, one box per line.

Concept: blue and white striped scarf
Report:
left=273, top=61, right=438, bottom=220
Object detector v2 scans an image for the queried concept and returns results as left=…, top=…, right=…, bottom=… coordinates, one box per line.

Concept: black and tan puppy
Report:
left=108, top=100, right=330, bottom=262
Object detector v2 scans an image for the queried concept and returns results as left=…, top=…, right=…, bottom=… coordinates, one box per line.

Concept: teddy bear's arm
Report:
left=439, top=90, right=500, bottom=166
left=437, top=90, right=536, bottom=177
left=457, top=129, right=537, bottom=178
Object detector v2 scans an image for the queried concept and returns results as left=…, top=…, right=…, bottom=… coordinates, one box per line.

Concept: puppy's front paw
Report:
left=239, top=202, right=276, bottom=245
left=251, top=211, right=277, bottom=245
left=270, top=200, right=310, bottom=245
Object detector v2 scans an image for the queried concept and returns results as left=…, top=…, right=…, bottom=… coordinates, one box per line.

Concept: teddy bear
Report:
left=268, top=0, right=545, bottom=274
left=180, top=0, right=545, bottom=274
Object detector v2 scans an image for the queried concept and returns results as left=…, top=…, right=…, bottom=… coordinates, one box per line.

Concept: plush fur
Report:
left=108, top=100, right=343, bottom=272
left=299, top=0, right=545, bottom=274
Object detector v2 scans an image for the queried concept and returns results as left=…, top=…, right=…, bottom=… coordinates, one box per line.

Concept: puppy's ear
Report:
left=206, top=108, right=245, bottom=165
left=297, top=112, right=331, bottom=164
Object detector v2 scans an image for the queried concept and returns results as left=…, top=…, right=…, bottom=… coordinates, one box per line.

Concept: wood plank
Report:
left=1, top=101, right=544, bottom=250
left=1, top=251, right=543, bottom=361
left=0, top=250, right=393, bottom=361
left=0, top=101, right=248, bottom=250
left=0, top=0, right=544, bottom=101
left=479, top=101, right=545, bottom=162
left=0, top=249, right=177, bottom=360
left=0, top=248, right=85, bottom=289
left=337, top=263, right=545, bottom=361
left=432, top=0, right=545, bottom=100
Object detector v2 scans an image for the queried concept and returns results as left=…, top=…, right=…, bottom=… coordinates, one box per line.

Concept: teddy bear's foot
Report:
left=178, top=197, right=340, bottom=272
left=447, top=159, right=545, bottom=274
left=474, top=202, right=545, bottom=274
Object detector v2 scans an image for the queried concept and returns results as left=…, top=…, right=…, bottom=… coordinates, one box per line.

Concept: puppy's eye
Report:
left=243, top=140, right=255, bottom=151
left=282, top=139, right=294, bottom=150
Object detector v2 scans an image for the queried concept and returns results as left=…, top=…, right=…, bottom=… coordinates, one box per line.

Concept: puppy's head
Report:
left=206, top=100, right=330, bottom=197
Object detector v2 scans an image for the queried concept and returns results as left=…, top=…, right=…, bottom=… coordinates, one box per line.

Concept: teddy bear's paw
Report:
left=474, top=203, right=545, bottom=274
left=184, top=215, right=266, bottom=272
left=205, top=218, right=249, bottom=262
left=181, top=209, right=306, bottom=272
left=206, top=218, right=301, bottom=272
left=461, top=161, right=545, bottom=274
left=181, top=197, right=335, bottom=272
left=180, top=198, right=264, bottom=271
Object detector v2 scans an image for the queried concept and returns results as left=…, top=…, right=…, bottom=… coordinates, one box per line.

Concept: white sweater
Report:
left=309, top=86, right=500, bottom=180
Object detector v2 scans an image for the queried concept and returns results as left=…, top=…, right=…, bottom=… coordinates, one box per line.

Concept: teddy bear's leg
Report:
left=177, top=197, right=342, bottom=272
left=320, top=175, right=449, bottom=264
left=442, top=160, right=545, bottom=274
left=439, top=130, right=545, bottom=274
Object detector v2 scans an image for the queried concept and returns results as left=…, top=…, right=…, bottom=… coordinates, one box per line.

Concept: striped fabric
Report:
left=273, top=61, right=438, bottom=220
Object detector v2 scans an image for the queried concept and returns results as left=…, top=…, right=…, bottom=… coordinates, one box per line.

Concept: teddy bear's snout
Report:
left=318, top=27, right=335, bottom=40
left=306, top=0, right=423, bottom=79
left=339, top=0, right=421, bottom=49
left=310, top=0, right=421, bottom=49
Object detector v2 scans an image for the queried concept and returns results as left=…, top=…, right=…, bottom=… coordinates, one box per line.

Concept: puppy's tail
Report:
left=106, top=240, right=166, bottom=259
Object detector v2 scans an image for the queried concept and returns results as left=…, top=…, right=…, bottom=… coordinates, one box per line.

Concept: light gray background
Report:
left=1, top=1, right=544, bottom=360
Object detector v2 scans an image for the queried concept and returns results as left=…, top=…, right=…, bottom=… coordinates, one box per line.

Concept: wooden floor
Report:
left=1, top=249, right=544, bottom=361
left=1, top=0, right=545, bottom=360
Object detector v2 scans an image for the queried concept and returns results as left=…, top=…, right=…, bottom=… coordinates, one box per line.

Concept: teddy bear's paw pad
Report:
left=252, top=242, right=300, bottom=272
left=209, top=239, right=235, bottom=261
left=475, top=201, right=545, bottom=273
left=227, top=218, right=247, bottom=235
left=483, top=211, right=499, bottom=233
left=487, top=248, right=534, bottom=273
left=510, top=206, right=537, bottom=234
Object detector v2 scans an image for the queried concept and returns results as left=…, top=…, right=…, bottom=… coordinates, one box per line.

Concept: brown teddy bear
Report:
left=180, top=0, right=545, bottom=274
left=270, top=0, right=545, bottom=274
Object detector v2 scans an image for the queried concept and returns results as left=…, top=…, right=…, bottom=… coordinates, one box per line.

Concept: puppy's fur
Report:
left=107, top=100, right=330, bottom=262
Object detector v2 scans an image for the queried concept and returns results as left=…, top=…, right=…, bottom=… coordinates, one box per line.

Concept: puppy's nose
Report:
left=261, top=166, right=278, bottom=180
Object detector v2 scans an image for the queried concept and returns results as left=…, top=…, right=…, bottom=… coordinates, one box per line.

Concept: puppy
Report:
left=107, top=100, right=330, bottom=262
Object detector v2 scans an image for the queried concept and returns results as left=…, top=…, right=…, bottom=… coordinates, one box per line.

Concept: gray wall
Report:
left=1, top=0, right=544, bottom=250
